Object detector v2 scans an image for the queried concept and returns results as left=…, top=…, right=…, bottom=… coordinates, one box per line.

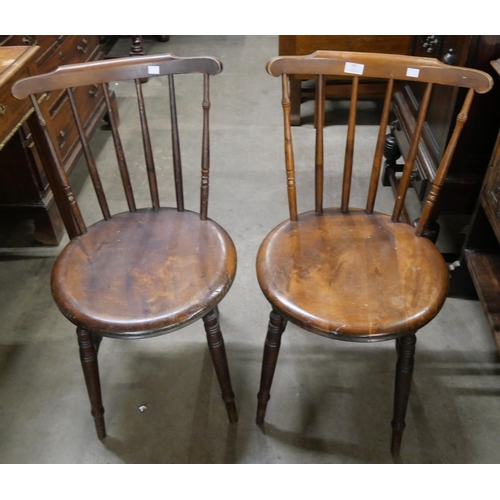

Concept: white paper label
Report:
left=406, top=67, right=420, bottom=78
left=148, top=66, right=160, bottom=75
left=344, top=62, right=364, bottom=75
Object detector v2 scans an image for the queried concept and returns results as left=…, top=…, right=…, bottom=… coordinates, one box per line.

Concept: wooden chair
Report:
left=255, top=51, right=493, bottom=455
left=12, top=54, right=238, bottom=439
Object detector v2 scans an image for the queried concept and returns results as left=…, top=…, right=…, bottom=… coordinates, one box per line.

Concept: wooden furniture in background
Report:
left=0, top=35, right=109, bottom=245
left=99, top=35, right=170, bottom=58
left=0, top=45, right=39, bottom=150
left=255, top=51, right=492, bottom=456
left=12, top=53, right=238, bottom=438
left=384, top=36, right=500, bottom=247
left=278, top=36, right=412, bottom=125
left=462, top=59, right=500, bottom=353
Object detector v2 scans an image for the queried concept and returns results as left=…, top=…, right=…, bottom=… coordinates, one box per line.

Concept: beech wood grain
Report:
left=257, top=209, right=449, bottom=340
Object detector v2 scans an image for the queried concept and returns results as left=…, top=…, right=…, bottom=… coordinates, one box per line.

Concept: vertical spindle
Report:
left=416, top=88, right=475, bottom=236
left=30, top=95, right=87, bottom=237
left=67, top=88, right=111, bottom=221
left=102, top=83, right=136, bottom=213
left=200, top=73, right=210, bottom=220
left=169, top=75, right=185, bottom=212
left=341, top=76, right=359, bottom=213
left=392, top=82, right=433, bottom=223
left=315, top=75, right=325, bottom=214
left=136, top=79, right=160, bottom=210
left=282, top=75, right=298, bottom=221
left=366, top=78, right=394, bottom=214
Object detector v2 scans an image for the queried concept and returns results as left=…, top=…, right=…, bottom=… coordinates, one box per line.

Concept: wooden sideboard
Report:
left=0, top=35, right=109, bottom=245
left=462, top=59, right=500, bottom=352
left=384, top=36, right=500, bottom=243
left=0, top=46, right=39, bottom=143
left=278, top=35, right=413, bottom=125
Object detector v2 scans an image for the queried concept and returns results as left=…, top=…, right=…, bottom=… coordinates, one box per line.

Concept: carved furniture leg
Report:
left=382, top=131, right=403, bottom=187
left=391, top=332, right=417, bottom=456
left=129, top=36, right=145, bottom=56
left=203, top=309, right=238, bottom=423
left=412, top=218, right=441, bottom=244
left=256, top=309, right=287, bottom=425
left=130, top=36, right=148, bottom=84
left=76, top=327, right=106, bottom=440
left=32, top=201, right=65, bottom=246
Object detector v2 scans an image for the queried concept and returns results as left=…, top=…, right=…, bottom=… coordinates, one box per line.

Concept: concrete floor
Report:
left=1, top=35, right=499, bottom=464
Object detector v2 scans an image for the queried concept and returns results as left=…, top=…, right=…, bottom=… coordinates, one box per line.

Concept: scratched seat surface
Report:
left=257, top=209, right=449, bottom=340
left=52, top=208, right=236, bottom=337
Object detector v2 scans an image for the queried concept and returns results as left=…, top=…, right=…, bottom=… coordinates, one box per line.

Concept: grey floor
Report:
left=1, top=35, right=499, bottom=464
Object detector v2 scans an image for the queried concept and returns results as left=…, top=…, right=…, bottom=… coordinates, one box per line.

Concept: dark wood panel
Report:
left=388, top=36, right=500, bottom=218
left=0, top=35, right=108, bottom=245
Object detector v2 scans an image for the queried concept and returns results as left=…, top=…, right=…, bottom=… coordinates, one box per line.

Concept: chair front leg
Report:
left=203, top=308, right=238, bottom=424
left=256, top=308, right=287, bottom=425
left=391, top=332, right=417, bottom=456
left=76, top=327, right=106, bottom=440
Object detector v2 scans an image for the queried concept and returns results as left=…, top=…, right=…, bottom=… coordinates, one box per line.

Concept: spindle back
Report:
left=266, top=51, right=493, bottom=234
left=11, top=53, right=222, bottom=240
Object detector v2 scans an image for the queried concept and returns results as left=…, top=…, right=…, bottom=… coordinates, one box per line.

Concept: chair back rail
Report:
left=267, top=51, right=493, bottom=227
left=12, top=54, right=223, bottom=238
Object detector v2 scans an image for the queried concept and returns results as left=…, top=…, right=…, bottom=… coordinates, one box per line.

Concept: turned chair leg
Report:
left=256, top=308, right=287, bottom=425
left=76, top=327, right=106, bottom=440
left=391, top=333, right=417, bottom=456
left=203, top=308, right=238, bottom=424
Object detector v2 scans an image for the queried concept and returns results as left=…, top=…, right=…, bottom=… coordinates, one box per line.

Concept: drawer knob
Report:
left=88, top=84, right=99, bottom=98
left=22, top=35, right=37, bottom=46
left=0, top=103, right=6, bottom=116
left=77, top=39, right=89, bottom=54
left=58, top=130, right=66, bottom=149
left=421, top=35, right=443, bottom=56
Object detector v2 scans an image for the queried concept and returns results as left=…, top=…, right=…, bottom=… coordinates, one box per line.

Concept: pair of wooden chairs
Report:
left=12, top=51, right=493, bottom=456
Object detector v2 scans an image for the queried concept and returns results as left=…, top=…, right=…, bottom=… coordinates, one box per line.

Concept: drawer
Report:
left=47, top=82, right=105, bottom=163
left=0, top=35, right=55, bottom=52
left=38, top=36, right=96, bottom=74
left=0, top=65, right=32, bottom=145
left=0, top=36, right=64, bottom=67
left=57, top=36, right=100, bottom=67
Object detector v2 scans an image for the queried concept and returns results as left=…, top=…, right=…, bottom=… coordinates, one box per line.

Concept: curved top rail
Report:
left=12, top=53, right=223, bottom=99
left=266, top=51, right=493, bottom=94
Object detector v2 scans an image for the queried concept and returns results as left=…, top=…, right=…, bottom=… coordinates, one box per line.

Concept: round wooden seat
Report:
left=257, top=208, right=449, bottom=340
left=52, top=208, right=237, bottom=338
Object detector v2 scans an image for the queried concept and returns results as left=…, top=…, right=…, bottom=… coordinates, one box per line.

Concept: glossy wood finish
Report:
left=12, top=53, right=238, bottom=437
left=278, top=36, right=412, bottom=125
left=53, top=209, right=236, bottom=337
left=257, top=50, right=492, bottom=455
left=0, top=46, right=39, bottom=144
left=257, top=209, right=449, bottom=340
